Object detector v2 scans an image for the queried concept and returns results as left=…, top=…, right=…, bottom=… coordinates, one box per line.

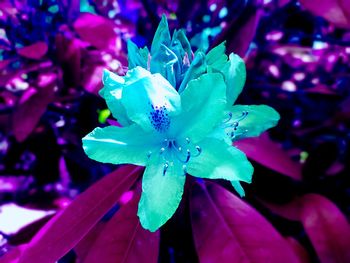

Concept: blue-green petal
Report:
left=138, top=156, right=185, bottom=232
left=151, top=15, right=171, bottom=55
left=226, top=104, right=280, bottom=141
left=178, top=51, right=206, bottom=93
left=172, top=29, right=192, bottom=63
left=186, top=138, right=253, bottom=183
left=206, top=41, right=227, bottom=69
left=150, top=44, right=179, bottom=87
left=170, top=73, right=226, bottom=143
left=127, top=40, right=149, bottom=69
left=121, top=67, right=181, bottom=133
left=224, top=53, right=246, bottom=105
left=100, top=69, right=131, bottom=126
left=82, top=124, right=158, bottom=166
left=231, top=181, right=245, bottom=197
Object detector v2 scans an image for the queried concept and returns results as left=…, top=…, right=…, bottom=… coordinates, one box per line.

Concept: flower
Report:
left=82, top=15, right=280, bottom=232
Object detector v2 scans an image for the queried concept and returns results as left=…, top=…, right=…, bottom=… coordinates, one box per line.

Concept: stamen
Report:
left=185, top=149, right=191, bottom=163
left=192, top=146, right=201, bottom=157
left=224, top=111, right=249, bottom=139
left=152, top=137, right=203, bottom=175
left=223, top=112, right=233, bottom=123
left=163, top=162, right=169, bottom=176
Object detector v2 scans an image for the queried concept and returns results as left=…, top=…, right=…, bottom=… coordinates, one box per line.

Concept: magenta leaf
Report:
left=234, top=134, right=302, bottom=180
left=0, top=59, right=11, bottom=70
left=55, top=35, right=82, bottom=87
left=0, top=245, right=26, bottom=263
left=258, top=197, right=302, bottom=221
left=12, top=73, right=57, bottom=142
left=190, top=182, right=300, bottom=263
left=18, top=165, right=142, bottom=263
left=286, top=237, right=310, bottom=263
left=74, top=222, right=106, bottom=262
left=214, top=8, right=262, bottom=57
left=300, top=194, right=350, bottom=263
left=17, top=42, right=48, bottom=60
left=299, top=0, right=350, bottom=28
left=73, top=13, right=118, bottom=50
left=83, top=187, right=160, bottom=263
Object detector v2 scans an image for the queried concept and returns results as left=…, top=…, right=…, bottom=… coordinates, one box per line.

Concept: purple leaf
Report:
left=190, top=182, right=300, bottom=263
left=299, top=0, right=350, bottom=28
left=12, top=73, right=57, bottom=142
left=234, top=134, right=303, bottom=180
left=55, top=35, right=82, bottom=87
left=286, top=237, right=310, bottom=263
left=83, top=187, right=160, bottom=263
left=18, top=165, right=142, bottom=263
left=17, top=42, right=48, bottom=60
left=74, top=222, right=106, bottom=262
left=300, top=194, right=350, bottom=263
left=73, top=13, right=118, bottom=51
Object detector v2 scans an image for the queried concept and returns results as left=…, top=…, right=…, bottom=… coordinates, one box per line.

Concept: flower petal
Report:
left=206, top=41, right=227, bottom=69
left=127, top=40, right=149, bottom=70
left=151, top=15, right=171, bottom=55
left=150, top=44, right=179, bottom=87
left=178, top=51, right=206, bottom=93
left=224, top=53, right=246, bottom=104
left=100, top=69, right=131, bottom=126
left=82, top=124, right=157, bottom=166
left=138, top=157, right=185, bottom=232
left=121, top=67, right=181, bottom=133
left=172, top=29, right=192, bottom=63
left=186, top=138, right=253, bottom=183
left=171, top=73, right=226, bottom=143
left=227, top=104, right=280, bottom=141
left=231, top=181, right=245, bottom=197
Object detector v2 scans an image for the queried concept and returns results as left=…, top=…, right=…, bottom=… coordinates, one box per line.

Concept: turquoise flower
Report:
left=82, top=16, right=280, bottom=232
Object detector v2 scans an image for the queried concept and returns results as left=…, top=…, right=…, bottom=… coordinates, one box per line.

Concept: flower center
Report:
left=224, top=111, right=249, bottom=139
left=148, top=104, right=170, bottom=133
left=148, top=137, right=202, bottom=176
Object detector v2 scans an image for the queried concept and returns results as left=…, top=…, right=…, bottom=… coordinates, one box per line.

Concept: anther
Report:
left=185, top=150, right=191, bottom=163
left=163, top=162, right=169, bottom=176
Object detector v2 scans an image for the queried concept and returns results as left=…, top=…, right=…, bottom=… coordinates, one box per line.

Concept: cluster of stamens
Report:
left=148, top=137, right=202, bottom=176
left=224, top=111, right=249, bottom=139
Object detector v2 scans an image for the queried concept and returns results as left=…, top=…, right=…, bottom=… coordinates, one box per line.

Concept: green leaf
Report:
left=121, top=67, right=181, bottom=133
left=171, top=73, right=226, bottom=143
left=138, top=156, right=185, bottom=232
left=186, top=138, right=253, bottom=183
left=151, top=15, right=171, bottom=55
left=100, top=69, right=131, bottom=126
left=227, top=104, right=280, bottom=141
left=82, top=124, right=157, bottom=166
